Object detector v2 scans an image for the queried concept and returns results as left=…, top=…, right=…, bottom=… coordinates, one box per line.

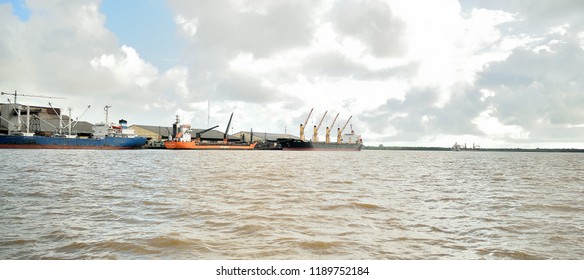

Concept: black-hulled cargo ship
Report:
left=278, top=138, right=363, bottom=151
left=280, top=108, right=363, bottom=151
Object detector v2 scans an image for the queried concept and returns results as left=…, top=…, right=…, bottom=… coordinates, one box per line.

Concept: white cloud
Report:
left=175, top=14, right=198, bottom=37
left=90, top=45, right=158, bottom=87
left=473, top=106, right=530, bottom=139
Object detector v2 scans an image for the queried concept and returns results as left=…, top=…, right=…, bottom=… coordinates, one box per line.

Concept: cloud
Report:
left=328, top=0, right=405, bottom=57
left=90, top=45, right=158, bottom=87
left=464, top=0, right=584, bottom=31
left=170, top=0, right=316, bottom=56
left=476, top=31, right=584, bottom=143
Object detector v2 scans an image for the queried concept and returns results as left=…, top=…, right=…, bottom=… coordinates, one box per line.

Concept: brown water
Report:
left=1, top=149, right=583, bottom=259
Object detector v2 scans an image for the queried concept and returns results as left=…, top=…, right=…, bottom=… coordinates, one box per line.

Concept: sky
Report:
left=1, top=0, right=584, bottom=148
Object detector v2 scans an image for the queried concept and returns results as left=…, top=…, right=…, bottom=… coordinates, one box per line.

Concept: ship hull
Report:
left=164, top=141, right=257, bottom=150
left=0, top=135, right=147, bottom=149
left=278, top=139, right=363, bottom=151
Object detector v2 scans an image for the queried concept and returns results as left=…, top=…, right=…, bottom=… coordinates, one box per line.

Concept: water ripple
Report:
left=1, top=150, right=583, bottom=259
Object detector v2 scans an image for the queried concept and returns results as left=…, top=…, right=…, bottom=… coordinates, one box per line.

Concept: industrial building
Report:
left=231, top=131, right=298, bottom=143
left=0, top=102, right=94, bottom=136
left=129, top=124, right=240, bottom=143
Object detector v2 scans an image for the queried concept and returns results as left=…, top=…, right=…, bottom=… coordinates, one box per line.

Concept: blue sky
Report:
left=1, top=0, right=184, bottom=70
left=1, top=0, right=29, bottom=20
left=1, top=0, right=584, bottom=148
left=99, top=0, right=185, bottom=71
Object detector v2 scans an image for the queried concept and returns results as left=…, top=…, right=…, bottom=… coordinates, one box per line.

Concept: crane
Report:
left=1, top=90, right=66, bottom=104
left=326, top=113, right=339, bottom=143
left=223, top=112, right=234, bottom=143
left=312, top=110, right=327, bottom=142
left=194, top=125, right=220, bottom=143
left=300, top=108, right=313, bottom=141
left=337, top=116, right=352, bottom=144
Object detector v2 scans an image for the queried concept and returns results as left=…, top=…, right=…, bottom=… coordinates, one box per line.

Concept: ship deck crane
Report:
left=326, top=113, right=339, bottom=143
left=300, top=108, right=313, bottom=141
left=337, top=116, right=352, bottom=144
left=195, top=125, right=220, bottom=143
left=223, top=112, right=234, bottom=143
left=313, top=110, right=327, bottom=142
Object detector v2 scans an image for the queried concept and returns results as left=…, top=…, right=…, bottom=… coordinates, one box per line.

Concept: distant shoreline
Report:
left=364, top=146, right=584, bottom=153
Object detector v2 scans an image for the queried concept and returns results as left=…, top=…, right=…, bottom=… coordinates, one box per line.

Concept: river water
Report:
left=0, top=149, right=583, bottom=259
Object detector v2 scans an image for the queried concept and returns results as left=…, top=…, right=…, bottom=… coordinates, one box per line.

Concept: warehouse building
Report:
left=129, top=124, right=239, bottom=143
left=231, top=131, right=298, bottom=143
left=0, top=103, right=94, bottom=136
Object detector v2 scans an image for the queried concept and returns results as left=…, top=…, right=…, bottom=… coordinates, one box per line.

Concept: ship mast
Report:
left=312, top=110, right=327, bottom=142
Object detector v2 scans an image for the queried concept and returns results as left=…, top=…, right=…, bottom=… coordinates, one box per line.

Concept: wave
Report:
left=321, top=202, right=384, bottom=211
left=298, top=240, right=343, bottom=250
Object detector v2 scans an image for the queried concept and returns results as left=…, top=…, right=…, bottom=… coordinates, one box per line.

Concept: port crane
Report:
left=299, top=108, right=313, bottom=141
left=325, top=113, right=339, bottom=143
left=337, top=116, right=352, bottom=144
left=312, top=110, right=327, bottom=142
left=1, top=90, right=66, bottom=104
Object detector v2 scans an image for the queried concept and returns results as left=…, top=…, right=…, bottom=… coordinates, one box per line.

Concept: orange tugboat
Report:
left=163, top=113, right=257, bottom=150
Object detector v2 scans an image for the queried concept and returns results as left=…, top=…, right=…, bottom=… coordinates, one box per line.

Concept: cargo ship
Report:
left=278, top=109, right=363, bottom=151
left=164, top=113, right=257, bottom=150
left=0, top=104, right=147, bottom=149
left=0, top=132, right=147, bottom=149
left=278, top=138, right=363, bottom=151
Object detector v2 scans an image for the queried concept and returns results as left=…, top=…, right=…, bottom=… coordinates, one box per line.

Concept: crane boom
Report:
left=195, top=125, right=220, bottom=139
left=68, top=105, right=91, bottom=129
left=336, top=116, right=352, bottom=144
left=340, top=116, right=352, bottom=134
left=223, top=112, right=234, bottom=143
left=315, top=111, right=327, bottom=131
left=330, top=113, right=339, bottom=129
left=1, top=90, right=66, bottom=104
left=303, top=108, right=313, bottom=127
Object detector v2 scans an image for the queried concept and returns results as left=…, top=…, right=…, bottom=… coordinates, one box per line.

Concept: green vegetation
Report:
left=364, top=146, right=584, bottom=153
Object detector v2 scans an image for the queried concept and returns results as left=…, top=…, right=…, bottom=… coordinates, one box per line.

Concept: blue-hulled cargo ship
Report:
left=0, top=132, right=147, bottom=149
left=0, top=103, right=147, bottom=149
